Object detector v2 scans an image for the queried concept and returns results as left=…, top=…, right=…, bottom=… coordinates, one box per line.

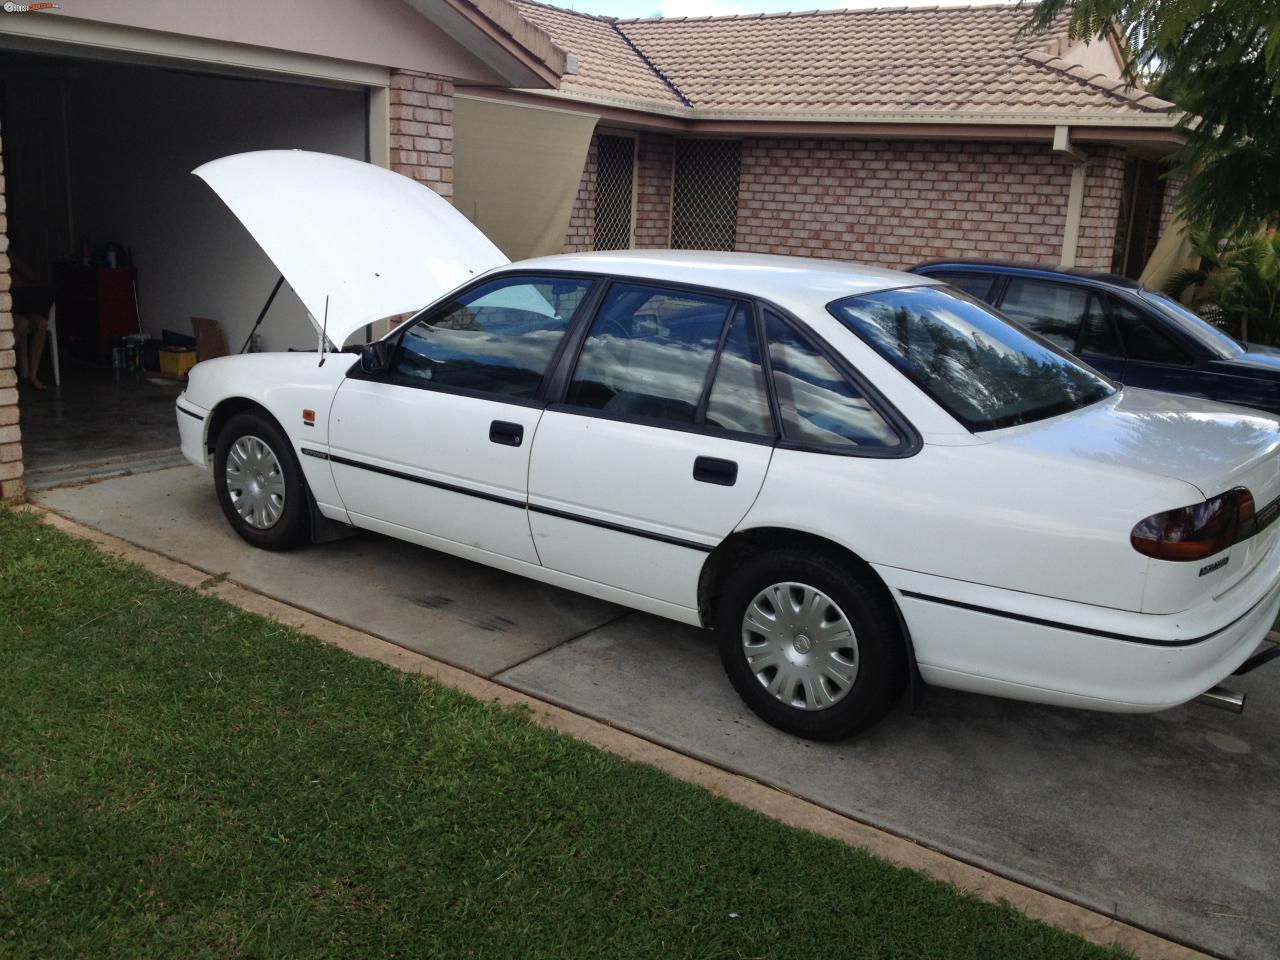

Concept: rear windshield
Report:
left=829, top=285, right=1115, bottom=432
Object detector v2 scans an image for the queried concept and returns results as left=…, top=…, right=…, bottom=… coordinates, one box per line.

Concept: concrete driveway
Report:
left=37, top=465, right=1279, bottom=960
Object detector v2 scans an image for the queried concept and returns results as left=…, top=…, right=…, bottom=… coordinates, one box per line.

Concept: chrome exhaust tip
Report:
left=1194, top=685, right=1246, bottom=714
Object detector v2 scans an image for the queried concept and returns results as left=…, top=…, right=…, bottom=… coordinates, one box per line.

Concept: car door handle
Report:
left=693, top=456, right=737, bottom=486
left=489, top=420, right=524, bottom=447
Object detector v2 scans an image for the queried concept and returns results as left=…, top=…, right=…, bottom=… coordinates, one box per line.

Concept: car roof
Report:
left=510, top=250, right=936, bottom=310
left=914, top=258, right=1144, bottom=291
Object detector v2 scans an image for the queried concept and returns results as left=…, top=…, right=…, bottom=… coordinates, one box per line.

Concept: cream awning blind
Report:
left=454, top=95, right=598, bottom=260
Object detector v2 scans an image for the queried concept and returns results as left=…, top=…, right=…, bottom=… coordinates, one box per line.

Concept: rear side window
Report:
left=566, top=284, right=729, bottom=424
left=703, top=306, right=773, bottom=436
left=392, top=275, right=591, bottom=399
left=928, top=271, right=996, bottom=304
left=763, top=309, right=901, bottom=450
left=999, top=278, right=1092, bottom=351
left=1109, top=297, right=1194, bottom=365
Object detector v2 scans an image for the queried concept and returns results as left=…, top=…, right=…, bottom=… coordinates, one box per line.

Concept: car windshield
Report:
left=1140, top=290, right=1245, bottom=359
left=829, top=285, right=1115, bottom=432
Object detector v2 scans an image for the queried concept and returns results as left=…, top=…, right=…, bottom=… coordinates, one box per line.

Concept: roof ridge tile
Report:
left=511, top=0, right=616, bottom=24
left=613, top=2, right=1028, bottom=25
left=1020, top=51, right=1175, bottom=112
left=608, top=19, right=693, bottom=107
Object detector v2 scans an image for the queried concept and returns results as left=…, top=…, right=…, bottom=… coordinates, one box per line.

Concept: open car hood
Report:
left=194, top=150, right=509, bottom=347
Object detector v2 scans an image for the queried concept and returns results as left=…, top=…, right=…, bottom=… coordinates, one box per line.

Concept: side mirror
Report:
left=359, top=341, right=393, bottom=374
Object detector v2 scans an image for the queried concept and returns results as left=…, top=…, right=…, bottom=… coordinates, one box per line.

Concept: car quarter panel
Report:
left=888, top=540, right=1280, bottom=711
left=181, top=353, right=351, bottom=516
left=738, top=440, right=1201, bottom=613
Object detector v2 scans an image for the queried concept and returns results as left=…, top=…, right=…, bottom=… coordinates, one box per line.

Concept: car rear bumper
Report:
left=176, top=395, right=210, bottom=471
left=877, top=537, right=1280, bottom=712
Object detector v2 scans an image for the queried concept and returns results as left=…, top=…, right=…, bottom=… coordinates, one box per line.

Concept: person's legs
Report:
left=12, top=312, right=48, bottom=390
left=25, top=313, right=47, bottom=390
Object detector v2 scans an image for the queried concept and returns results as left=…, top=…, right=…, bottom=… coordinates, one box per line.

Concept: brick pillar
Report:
left=634, top=133, right=674, bottom=248
left=388, top=70, right=454, bottom=202
left=1076, top=146, right=1127, bottom=271
left=0, top=136, right=21, bottom=502
left=563, top=134, right=598, bottom=253
left=1158, top=174, right=1185, bottom=235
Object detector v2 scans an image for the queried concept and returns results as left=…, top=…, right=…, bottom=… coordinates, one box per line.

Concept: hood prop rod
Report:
left=318, top=295, right=330, bottom=367
left=238, top=274, right=285, bottom=354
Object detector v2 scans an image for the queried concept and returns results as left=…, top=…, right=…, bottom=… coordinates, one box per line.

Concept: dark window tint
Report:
left=1109, top=297, right=1194, bottom=365
left=999, top=278, right=1091, bottom=351
left=704, top=306, right=773, bottom=437
left=829, top=286, right=1114, bottom=432
left=764, top=310, right=900, bottom=449
left=567, top=284, right=730, bottom=424
left=929, top=271, right=996, bottom=303
left=1076, top=295, right=1123, bottom=358
left=393, top=276, right=591, bottom=399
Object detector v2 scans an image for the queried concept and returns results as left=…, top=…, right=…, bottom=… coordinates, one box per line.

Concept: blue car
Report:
left=912, top=260, right=1280, bottom=416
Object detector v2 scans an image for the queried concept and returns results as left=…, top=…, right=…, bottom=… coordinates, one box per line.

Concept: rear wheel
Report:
left=214, top=410, right=309, bottom=550
left=716, top=548, right=906, bottom=740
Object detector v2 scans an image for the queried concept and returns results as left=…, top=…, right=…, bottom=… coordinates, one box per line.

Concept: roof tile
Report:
left=513, top=0, right=1174, bottom=119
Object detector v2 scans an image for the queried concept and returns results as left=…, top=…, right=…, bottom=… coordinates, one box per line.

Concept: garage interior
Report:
left=2, top=50, right=368, bottom=487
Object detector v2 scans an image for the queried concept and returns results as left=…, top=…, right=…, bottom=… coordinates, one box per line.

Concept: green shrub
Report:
left=1168, top=229, right=1280, bottom=345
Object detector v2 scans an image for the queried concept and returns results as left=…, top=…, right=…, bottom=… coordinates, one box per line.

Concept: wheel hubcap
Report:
left=741, top=582, right=859, bottom=712
left=225, top=435, right=286, bottom=530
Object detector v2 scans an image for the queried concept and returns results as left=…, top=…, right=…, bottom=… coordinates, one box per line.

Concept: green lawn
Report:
left=0, top=508, right=1125, bottom=959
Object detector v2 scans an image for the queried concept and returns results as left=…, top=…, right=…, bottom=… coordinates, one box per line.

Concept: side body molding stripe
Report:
left=900, top=589, right=1271, bottom=648
left=305, top=447, right=715, bottom=554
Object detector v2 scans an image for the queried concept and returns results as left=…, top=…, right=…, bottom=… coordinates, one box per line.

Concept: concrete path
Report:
left=38, top=466, right=1280, bottom=960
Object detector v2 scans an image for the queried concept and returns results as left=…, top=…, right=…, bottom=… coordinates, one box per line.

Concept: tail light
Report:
left=1131, top=488, right=1255, bottom=561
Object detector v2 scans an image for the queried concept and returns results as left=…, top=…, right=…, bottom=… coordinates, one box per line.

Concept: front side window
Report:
left=830, top=285, right=1115, bottom=432
left=392, top=276, right=592, bottom=399
left=763, top=310, right=901, bottom=450
left=999, top=278, right=1092, bottom=351
left=929, top=271, right=997, bottom=304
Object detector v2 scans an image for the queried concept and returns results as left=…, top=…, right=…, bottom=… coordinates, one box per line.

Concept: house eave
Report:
left=408, top=0, right=567, bottom=89
left=472, top=86, right=1185, bottom=146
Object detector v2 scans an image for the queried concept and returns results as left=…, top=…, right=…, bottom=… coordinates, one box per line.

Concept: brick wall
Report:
left=1158, top=173, right=1185, bottom=235
left=0, top=136, right=20, bottom=501
left=563, top=134, right=598, bottom=253
left=634, top=133, right=673, bottom=248
left=734, top=138, right=1125, bottom=271
left=389, top=70, right=454, bottom=202
left=1076, top=146, right=1126, bottom=271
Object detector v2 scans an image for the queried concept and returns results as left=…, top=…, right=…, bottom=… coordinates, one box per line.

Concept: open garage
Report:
left=0, top=0, right=566, bottom=494
left=3, top=51, right=368, bottom=485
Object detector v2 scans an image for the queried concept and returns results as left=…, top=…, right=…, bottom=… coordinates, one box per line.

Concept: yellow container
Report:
left=159, top=347, right=197, bottom=378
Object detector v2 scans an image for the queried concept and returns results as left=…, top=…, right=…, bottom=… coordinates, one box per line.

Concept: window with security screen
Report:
left=671, top=138, right=741, bottom=251
left=594, top=134, right=636, bottom=251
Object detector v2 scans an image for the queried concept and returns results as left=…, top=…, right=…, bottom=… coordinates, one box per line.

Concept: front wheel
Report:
left=213, top=410, right=310, bottom=550
left=716, top=549, right=906, bottom=740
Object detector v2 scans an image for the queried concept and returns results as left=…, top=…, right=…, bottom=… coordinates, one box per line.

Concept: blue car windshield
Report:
left=1140, top=290, right=1244, bottom=360
left=829, top=285, right=1115, bottom=432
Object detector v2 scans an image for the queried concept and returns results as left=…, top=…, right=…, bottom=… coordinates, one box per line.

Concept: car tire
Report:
left=213, top=410, right=310, bottom=551
left=716, top=548, right=906, bottom=740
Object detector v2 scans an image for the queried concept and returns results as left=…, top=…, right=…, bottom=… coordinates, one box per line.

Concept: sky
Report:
left=560, top=0, right=1015, bottom=18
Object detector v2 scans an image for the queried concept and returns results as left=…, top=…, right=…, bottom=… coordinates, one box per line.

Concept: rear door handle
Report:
left=693, top=456, right=737, bottom=486
left=489, top=420, right=524, bottom=447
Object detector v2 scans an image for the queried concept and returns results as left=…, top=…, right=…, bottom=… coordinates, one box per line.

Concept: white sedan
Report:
left=177, top=151, right=1280, bottom=739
